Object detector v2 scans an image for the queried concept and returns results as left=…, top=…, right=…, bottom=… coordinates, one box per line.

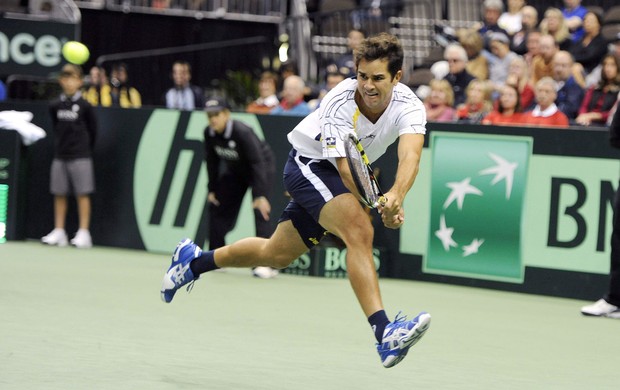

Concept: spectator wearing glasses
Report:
left=521, top=77, right=570, bottom=127
left=443, top=43, right=475, bottom=107
left=552, top=50, right=584, bottom=121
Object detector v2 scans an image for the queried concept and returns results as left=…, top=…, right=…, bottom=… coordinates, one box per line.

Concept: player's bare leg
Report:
left=213, top=219, right=308, bottom=269
left=319, top=193, right=431, bottom=368
left=161, top=219, right=307, bottom=303
left=318, top=193, right=384, bottom=317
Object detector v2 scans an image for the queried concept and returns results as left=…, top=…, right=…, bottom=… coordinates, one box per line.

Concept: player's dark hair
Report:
left=354, top=33, right=403, bottom=80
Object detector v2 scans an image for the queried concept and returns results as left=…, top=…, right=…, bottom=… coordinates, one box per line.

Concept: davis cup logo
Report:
left=133, top=110, right=208, bottom=253
left=134, top=109, right=265, bottom=252
left=425, top=132, right=532, bottom=282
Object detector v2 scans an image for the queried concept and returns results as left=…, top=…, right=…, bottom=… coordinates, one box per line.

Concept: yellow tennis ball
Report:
left=62, top=41, right=90, bottom=65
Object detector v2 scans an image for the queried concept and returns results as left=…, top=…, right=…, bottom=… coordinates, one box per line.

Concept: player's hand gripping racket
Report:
left=344, top=133, right=387, bottom=209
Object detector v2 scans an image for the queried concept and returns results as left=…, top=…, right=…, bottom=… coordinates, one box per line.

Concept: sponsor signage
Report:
left=425, top=132, right=532, bottom=282
left=3, top=100, right=618, bottom=298
left=283, top=245, right=386, bottom=278
left=0, top=17, right=78, bottom=77
left=401, top=131, right=619, bottom=283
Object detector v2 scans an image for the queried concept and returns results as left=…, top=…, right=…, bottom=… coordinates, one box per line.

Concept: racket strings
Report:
left=346, top=141, right=377, bottom=206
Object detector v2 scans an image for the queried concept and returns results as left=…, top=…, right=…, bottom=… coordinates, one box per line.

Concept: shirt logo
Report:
left=325, top=137, right=336, bottom=148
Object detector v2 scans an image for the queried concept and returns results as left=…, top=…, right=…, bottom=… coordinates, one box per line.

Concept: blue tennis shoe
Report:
left=161, top=238, right=202, bottom=303
left=377, top=311, right=431, bottom=368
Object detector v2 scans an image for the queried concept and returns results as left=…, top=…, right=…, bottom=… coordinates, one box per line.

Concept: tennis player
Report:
left=161, top=33, right=429, bottom=368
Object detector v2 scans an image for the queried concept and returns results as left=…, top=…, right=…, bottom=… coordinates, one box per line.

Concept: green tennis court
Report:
left=1, top=241, right=617, bottom=389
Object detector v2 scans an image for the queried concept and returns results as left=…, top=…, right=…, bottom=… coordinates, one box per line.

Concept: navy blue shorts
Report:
left=279, top=149, right=350, bottom=248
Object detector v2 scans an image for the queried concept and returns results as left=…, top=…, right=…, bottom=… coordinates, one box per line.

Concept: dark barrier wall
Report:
left=2, top=101, right=619, bottom=301
left=79, top=9, right=279, bottom=107
left=0, top=131, right=25, bottom=240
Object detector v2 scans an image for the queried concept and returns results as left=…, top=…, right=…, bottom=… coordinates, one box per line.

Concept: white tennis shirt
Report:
left=287, top=77, right=427, bottom=166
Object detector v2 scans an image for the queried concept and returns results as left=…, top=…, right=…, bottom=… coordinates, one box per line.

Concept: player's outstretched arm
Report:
left=379, top=133, right=424, bottom=227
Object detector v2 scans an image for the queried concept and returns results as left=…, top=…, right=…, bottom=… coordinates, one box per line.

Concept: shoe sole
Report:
left=42, top=240, right=68, bottom=247
left=581, top=311, right=620, bottom=319
left=71, top=242, right=93, bottom=249
left=383, top=313, right=432, bottom=368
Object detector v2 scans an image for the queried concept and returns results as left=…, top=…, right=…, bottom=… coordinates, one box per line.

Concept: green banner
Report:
left=521, top=155, right=618, bottom=273
left=402, top=151, right=619, bottom=277
left=0, top=184, right=7, bottom=243
left=425, top=132, right=532, bottom=282
left=133, top=109, right=267, bottom=253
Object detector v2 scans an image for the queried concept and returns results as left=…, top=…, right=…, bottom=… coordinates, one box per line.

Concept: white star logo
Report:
left=462, top=238, right=485, bottom=257
left=435, top=214, right=458, bottom=251
left=479, top=153, right=518, bottom=199
left=443, top=177, right=483, bottom=210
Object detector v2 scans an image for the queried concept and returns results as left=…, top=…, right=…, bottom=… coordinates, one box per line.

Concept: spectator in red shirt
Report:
left=521, top=77, right=570, bottom=127
left=482, top=84, right=524, bottom=125
left=455, top=79, right=494, bottom=124
left=575, top=54, right=620, bottom=126
left=505, top=55, right=535, bottom=110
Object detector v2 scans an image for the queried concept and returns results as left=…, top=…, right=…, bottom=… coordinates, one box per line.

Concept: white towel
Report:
left=0, top=110, right=47, bottom=146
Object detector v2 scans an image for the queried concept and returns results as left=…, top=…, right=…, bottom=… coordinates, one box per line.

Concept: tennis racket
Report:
left=344, top=133, right=386, bottom=209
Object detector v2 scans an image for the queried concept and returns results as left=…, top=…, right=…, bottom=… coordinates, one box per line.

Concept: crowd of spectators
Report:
left=5, top=0, right=620, bottom=129
left=406, top=0, right=620, bottom=128
left=221, top=0, right=619, bottom=128
left=83, top=63, right=142, bottom=108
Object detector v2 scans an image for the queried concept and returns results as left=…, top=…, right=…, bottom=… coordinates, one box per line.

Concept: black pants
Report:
left=208, top=186, right=273, bottom=250
left=208, top=161, right=275, bottom=250
left=606, top=184, right=620, bottom=305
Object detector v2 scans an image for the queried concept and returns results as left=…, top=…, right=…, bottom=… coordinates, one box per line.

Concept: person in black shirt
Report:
left=443, top=43, right=476, bottom=107
left=41, top=64, right=97, bottom=249
left=580, top=104, right=620, bottom=319
left=203, top=97, right=277, bottom=278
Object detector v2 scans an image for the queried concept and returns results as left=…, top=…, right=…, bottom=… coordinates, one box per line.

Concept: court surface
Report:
left=1, top=241, right=618, bottom=390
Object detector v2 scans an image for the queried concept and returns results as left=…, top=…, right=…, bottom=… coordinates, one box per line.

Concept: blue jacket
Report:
left=556, top=77, right=584, bottom=120
left=270, top=102, right=312, bottom=116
